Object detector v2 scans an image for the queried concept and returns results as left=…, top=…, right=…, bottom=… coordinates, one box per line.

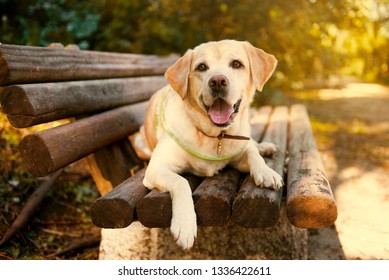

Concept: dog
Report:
left=136, top=40, right=283, bottom=250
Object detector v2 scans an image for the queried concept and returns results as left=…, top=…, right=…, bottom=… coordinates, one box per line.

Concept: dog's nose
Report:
left=208, top=75, right=229, bottom=91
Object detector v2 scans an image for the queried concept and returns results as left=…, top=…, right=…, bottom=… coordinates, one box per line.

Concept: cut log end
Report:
left=192, top=169, right=241, bottom=226
left=6, top=115, right=37, bottom=128
left=232, top=198, right=281, bottom=228
left=0, top=57, right=11, bottom=86
left=137, top=174, right=202, bottom=228
left=1, top=85, right=35, bottom=116
left=194, top=196, right=231, bottom=226
left=91, top=198, right=135, bottom=228
left=19, top=133, right=55, bottom=177
left=91, top=169, right=149, bottom=228
left=231, top=177, right=282, bottom=228
left=286, top=196, right=338, bottom=228
left=137, top=191, right=172, bottom=228
left=231, top=193, right=281, bottom=228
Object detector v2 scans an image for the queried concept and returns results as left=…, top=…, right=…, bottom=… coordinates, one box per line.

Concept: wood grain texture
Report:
left=231, top=177, right=283, bottom=228
left=84, top=155, right=114, bottom=197
left=232, top=107, right=288, bottom=227
left=0, top=43, right=334, bottom=233
left=193, top=169, right=242, bottom=226
left=1, top=76, right=166, bottom=127
left=87, top=139, right=144, bottom=195
left=0, top=44, right=178, bottom=86
left=136, top=175, right=203, bottom=228
left=91, top=169, right=149, bottom=228
left=286, top=104, right=337, bottom=228
left=19, top=102, right=147, bottom=177
left=249, top=106, right=273, bottom=141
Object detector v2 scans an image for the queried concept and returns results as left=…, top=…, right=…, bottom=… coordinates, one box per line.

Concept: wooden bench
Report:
left=0, top=43, right=337, bottom=259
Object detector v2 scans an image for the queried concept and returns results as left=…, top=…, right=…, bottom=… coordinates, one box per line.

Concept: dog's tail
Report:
left=130, top=126, right=152, bottom=161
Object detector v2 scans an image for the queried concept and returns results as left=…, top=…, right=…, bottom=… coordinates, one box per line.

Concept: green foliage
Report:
left=0, top=0, right=388, bottom=84
left=0, top=0, right=101, bottom=49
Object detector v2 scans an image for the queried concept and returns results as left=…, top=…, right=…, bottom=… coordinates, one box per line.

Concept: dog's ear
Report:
left=244, top=42, right=277, bottom=92
left=165, top=50, right=193, bottom=99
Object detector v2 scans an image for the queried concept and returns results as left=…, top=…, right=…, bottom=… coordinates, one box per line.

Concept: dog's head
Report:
left=165, top=40, right=277, bottom=129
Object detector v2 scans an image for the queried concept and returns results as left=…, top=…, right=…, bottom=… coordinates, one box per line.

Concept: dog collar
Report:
left=200, top=131, right=250, bottom=155
left=159, top=91, right=250, bottom=161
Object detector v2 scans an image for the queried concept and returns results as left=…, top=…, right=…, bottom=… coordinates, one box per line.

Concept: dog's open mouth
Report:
left=203, top=98, right=242, bottom=127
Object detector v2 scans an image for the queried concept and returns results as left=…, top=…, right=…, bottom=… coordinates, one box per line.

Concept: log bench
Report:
left=0, top=43, right=337, bottom=259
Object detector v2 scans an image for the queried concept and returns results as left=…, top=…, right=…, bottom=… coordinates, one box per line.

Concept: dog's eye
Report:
left=196, top=63, right=208, bottom=72
left=231, top=60, right=244, bottom=69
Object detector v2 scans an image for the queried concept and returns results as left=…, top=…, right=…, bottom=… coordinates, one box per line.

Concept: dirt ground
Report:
left=293, top=82, right=389, bottom=260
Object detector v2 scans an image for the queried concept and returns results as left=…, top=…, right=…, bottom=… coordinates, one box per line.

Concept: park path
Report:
left=297, top=82, right=389, bottom=259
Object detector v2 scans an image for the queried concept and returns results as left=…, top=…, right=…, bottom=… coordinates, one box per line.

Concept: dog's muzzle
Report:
left=203, top=97, right=242, bottom=127
left=202, top=74, right=242, bottom=127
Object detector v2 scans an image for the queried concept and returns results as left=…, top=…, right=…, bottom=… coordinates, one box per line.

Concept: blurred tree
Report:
left=360, top=0, right=389, bottom=82
left=0, top=0, right=101, bottom=49
left=0, top=0, right=387, bottom=85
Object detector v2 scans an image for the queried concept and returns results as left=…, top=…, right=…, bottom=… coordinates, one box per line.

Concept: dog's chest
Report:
left=185, top=157, right=228, bottom=177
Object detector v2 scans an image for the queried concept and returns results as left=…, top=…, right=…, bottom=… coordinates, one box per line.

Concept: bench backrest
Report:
left=0, top=43, right=178, bottom=194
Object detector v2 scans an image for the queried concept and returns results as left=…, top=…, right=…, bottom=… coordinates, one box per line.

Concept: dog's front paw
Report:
left=252, top=166, right=283, bottom=190
left=170, top=208, right=197, bottom=250
left=256, top=142, right=277, bottom=157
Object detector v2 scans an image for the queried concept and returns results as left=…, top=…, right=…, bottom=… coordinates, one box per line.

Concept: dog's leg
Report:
left=143, top=161, right=196, bottom=250
left=234, top=141, right=283, bottom=189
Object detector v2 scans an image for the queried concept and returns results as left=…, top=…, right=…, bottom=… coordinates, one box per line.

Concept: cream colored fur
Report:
left=137, top=40, right=283, bottom=249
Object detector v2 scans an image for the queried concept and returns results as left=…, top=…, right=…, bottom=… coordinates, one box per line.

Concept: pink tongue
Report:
left=208, top=98, right=234, bottom=124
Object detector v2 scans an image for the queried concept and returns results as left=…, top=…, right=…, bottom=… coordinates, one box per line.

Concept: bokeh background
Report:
left=1, top=0, right=388, bottom=259
left=2, top=0, right=388, bottom=87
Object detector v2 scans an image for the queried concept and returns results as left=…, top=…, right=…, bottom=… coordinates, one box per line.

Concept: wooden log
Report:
left=84, top=155, right=114, bottom=197
left=286, top=104, right=337, bottom=228
left=19, top=102, right=147, bottom=177
left=231, top=177, right=282, bottom=228
left=86, top=138, right=144, bottom=195
left=0, top=44, right=178, bottom=86
left=250, top=106, right=272, bottom=141
left=91, top=169, right=149, bottom=228
left=136, top=175, right=203, bottom=228
left=262, top=106, right=289, bottom=176
left=1, top=76, right=166, bottom=128
left=232, top=106, right=288, bottom=227
left=94, top=107, right=276, bottom=229
left=193, top=169, right=242, bottom=226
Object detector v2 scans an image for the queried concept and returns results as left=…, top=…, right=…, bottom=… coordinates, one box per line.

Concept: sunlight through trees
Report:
left=1, top=0, right=388, bottom=86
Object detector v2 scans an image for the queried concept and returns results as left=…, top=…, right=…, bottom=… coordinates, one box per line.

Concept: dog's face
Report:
left=165, top=40, right=277, bottom=129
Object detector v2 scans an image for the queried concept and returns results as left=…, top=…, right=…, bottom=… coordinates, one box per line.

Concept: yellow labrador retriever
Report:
left=137, top=40, right=283, bottom=249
